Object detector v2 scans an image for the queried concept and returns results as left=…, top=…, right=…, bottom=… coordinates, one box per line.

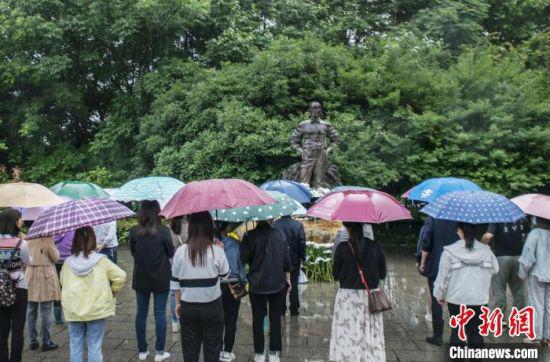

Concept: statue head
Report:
left=309, top=101, right=322, bottom=122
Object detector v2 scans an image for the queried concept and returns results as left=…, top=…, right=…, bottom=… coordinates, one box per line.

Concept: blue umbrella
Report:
left=403, top=177, right=482, bottom=203
left=420, top=191, right=525, bottom=224
left=260, top=180, right=312, bottom=204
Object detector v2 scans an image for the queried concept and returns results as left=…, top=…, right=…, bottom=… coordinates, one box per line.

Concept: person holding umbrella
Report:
left=241, top=219, right=291, bottom=362
left=0, top=209, right=31, bottom=362
left=171, top=212, right=230, bottom=362
left=130, top=200, right=174, bottom=362
left=518, top=217, right=550, bottom=344
left=433, top=223, right=499, bottom=349
left=60, top=226, right=127, bottom=361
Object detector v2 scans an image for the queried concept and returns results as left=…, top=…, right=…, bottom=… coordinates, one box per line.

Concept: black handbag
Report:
left=346, top=241, right=392, bottom=314
left=228, top=281, right=248, bottom=300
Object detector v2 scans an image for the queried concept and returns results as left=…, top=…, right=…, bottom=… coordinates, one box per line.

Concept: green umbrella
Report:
left=213, top=191, right=306, bottom=222
left=50, top=181, right=110, bottom=200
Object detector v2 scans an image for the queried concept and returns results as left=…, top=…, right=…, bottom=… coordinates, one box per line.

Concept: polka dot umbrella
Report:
left=420, top=191, right=525, bottom=224
left=212, top=191, right=305, bottom=222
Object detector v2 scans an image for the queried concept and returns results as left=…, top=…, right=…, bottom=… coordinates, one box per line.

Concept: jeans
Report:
left=27, top=301, right=53, bottom=344
left=135, top=291, right=168, bottom=354
left=283, top=268, right=300, bottom=314
left=0, top=288, right=27, bottom=362
left=180, top=297, right=224, bottom=362
left=68, top=319, right=106, bottom=362
left=54, top=263, right=63, bottom=324
left=491, top=256, right=525, bottom=312
left=169, top=290, right=178, bottom=323
left=99, top=247, right=118, bottom=264
left=250, top=290, right=284, bottom=354
left=221, top=284, right=241, bottom=352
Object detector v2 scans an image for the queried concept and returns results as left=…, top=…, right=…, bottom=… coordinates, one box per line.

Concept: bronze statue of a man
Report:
left=290, top=101, right=340, bottom=187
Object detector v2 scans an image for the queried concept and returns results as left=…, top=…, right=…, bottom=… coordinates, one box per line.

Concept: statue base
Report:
left=282, top=162, right=342, bottom=189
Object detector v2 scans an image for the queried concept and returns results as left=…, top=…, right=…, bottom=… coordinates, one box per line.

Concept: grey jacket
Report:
left=434, top=239, right=499, bottom=306
left=518, top=228, right=550, bottom=283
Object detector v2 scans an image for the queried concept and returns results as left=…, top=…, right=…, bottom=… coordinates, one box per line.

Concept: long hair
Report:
left=138, top=200, right=161, bottom=236
left=0, top=209, right=22, bottom=236
left=343, top=222, right=366, bottom=261
left=186, top=211, right=215, bottom=267
left=71, top=226, right=97, bottom=258
left=458, top=222, right=477, bottom=250
left=170, top=216, right=183, bottom=235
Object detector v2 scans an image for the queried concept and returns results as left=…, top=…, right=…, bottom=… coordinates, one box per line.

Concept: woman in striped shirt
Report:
left=171, top=211, right=229, bottom=362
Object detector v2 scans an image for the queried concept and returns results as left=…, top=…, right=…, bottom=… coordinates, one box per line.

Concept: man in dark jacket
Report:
left=273, top=215, right=306, bottom=316
left=419, top=216, right=459, bottom=346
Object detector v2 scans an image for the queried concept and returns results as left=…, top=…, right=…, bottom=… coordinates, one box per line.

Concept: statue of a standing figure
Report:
left=284, top=101, right=341, bottom=188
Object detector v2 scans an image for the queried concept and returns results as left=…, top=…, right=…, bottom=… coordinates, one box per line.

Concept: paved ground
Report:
left=21, top=248, right=548, bottom=361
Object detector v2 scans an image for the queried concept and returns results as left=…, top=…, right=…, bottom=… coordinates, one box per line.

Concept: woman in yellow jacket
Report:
left=60, top=226, right=126, bottom=362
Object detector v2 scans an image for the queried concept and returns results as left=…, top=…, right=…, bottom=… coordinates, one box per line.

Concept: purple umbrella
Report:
left=27, top=198, right=134, bottom=239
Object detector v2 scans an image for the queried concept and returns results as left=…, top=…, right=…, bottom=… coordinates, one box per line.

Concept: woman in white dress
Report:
left=330, top=222, right=387, bottom=361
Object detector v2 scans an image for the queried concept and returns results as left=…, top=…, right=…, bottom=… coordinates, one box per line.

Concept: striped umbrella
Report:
left=27, top=198, right=134, bottom=239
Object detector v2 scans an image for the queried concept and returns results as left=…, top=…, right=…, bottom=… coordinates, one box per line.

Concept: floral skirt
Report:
left=329, top=288, right=386, bottom=361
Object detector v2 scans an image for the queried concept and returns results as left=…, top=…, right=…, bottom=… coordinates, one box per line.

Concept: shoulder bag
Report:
left=346, top=240, right=392, bottom=314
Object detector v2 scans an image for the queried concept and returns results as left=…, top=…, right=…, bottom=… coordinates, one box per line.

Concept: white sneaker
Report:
left=269, top=351, right=280, bottom=362
left=219, top=351, right=235, bottom=361
left=138, top=351, right=149, bottom=360
left=154, top=352, right=170, bottom=361
left=171, top=321, right=180, bottom=333
left=253, top=353, right=266, bottom=362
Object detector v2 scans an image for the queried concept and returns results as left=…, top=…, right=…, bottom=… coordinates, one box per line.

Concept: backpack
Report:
left=0, top=239, right=22, bottom=308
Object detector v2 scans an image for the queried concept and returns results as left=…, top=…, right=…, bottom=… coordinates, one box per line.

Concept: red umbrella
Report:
left=306, top=189, right=412, bottom=223
left=511, top=194, right=550, bottom=220
left=160, top=179, right=276, bottom=219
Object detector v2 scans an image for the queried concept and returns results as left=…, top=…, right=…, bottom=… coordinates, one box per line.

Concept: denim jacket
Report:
left=222, top=235, right=247, bottom=283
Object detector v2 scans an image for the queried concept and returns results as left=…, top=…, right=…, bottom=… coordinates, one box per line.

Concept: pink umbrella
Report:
left=160, top=179, right=277, bottom=219
left=511, top=194, right=550, bottom=220
left=306, top=189, right=412, bottom=223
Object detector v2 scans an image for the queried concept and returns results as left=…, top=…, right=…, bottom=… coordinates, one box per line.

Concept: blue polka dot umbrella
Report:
left=420, top=191, right=525, bottom=224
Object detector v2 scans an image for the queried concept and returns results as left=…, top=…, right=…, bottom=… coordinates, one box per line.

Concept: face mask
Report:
left=363, top=224, right=374, bottom=240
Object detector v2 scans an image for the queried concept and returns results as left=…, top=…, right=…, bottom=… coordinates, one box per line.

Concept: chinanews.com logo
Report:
left=446, top=305, right=543, bottom=361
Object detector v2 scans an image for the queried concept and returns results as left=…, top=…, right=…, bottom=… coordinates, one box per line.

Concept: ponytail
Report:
left=458, top=222, right=477, bottom=250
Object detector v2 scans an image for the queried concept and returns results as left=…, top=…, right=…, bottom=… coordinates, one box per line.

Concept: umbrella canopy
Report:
left=103, top=188, right=119, bottom=200
left=50, top=180, right=110, bottom=199
left=403, top=177, right=482, bottom=203
left=511, top=194, right=550, bottom=220
left=213, top=191, right=306, bottom=222
left=27, top=198, right=134, bottom=239
left=260, top=180, right=312, bottom=204
left=306, top=189, right=412, bottom=223
left=17, top=195, right=73, bottom=221
left=420, top=191, right=525, bottom=224
left=0, top=182, right=64, bottom=208
left=161, top=179, right=276, bottom=219
left=116, top=177, right=184, bottom=206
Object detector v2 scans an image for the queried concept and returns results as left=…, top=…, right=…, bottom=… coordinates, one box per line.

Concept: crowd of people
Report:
left=0, top=199, right=549, bottom=362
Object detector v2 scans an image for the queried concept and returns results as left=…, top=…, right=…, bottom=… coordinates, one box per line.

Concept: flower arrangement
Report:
left=304, top=241, right=334, bottom=282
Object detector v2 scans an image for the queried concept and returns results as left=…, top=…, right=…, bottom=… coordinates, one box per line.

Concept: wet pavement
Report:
left=21, top=248, right=548, bottom=361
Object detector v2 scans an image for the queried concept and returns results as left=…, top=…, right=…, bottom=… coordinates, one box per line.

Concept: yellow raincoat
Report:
left=60, top=253, right=126, bottom=321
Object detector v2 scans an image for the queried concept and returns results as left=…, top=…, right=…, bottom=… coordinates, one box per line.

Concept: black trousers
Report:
left=428, top=278, right=443, bottom=336
left=250, top=290, right=284, bottom=354
left=179, top=297, right=224, bottom=362
left=447, top=303, right=484, bottom=348
left=221, top=284, right=241, bottom=352
left=0, top=288, right=28, bottom=362
left=283, top=269, right=300, bottom=314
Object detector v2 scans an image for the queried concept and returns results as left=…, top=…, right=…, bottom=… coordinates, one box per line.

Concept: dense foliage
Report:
left=1, top=0, right=548, bottom=196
